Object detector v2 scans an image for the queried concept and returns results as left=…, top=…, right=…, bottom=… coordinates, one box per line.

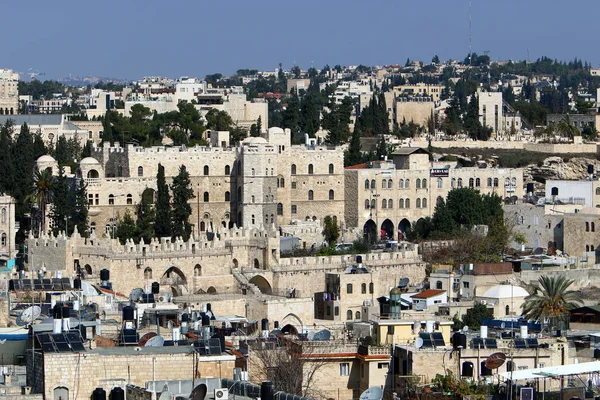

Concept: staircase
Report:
left=232, top=271, right=262, bottom=295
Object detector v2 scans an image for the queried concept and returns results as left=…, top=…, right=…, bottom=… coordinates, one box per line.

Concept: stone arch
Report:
left=194, top=264, right=202, bottom=276
left=53, top=386, right=69, bottom=400
left=253, top=258, right=260, bottom=269
left=84, top=264, right=93, bottom=276
left=363, top=219, right=377, bottom=243
left=398, top=219, right=411, bottom=240
left=281, top=324, right=298, bottom=334
left=281, top=312, right=304, bottom=333
left=161, top=266, right=187, bottom=288
left=249, top=275, right=272, bottom=294
left=87, top=169, right=99, bottom=179
left=232, top=258, right=239, bottom=269
left=142, top=188, right=155, bottom=204
left=207, top=286, right=217, bottom=294
left=381, top=219, right=394, bottom=241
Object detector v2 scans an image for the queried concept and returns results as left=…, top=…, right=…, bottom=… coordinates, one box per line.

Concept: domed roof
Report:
left=481, top=285, right=529, bottom=299
left=37, top=154, right=56, bottom=163
left=242, top=136, right=268, bottom=145
left=390, top=287, right=403, bottom=296
left=79, top=157, right=100, bottom=165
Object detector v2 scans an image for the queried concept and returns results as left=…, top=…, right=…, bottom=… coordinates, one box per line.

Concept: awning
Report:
left=499, top=361, right=600, bottom=381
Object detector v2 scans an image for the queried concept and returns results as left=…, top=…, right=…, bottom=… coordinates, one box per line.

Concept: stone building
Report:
left=0, top=194, right=16, bottom=260
left=0, top=69, right=18, bottom=115
left=344, top=148, right=524, bottom=241
left=0, top=114, right=103, bottom=146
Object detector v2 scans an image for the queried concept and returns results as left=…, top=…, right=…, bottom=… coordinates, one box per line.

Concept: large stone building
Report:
left=344, top=148, right=524, bottom=241
left=0, top=194, right=16, bottom=261
left=0, top=114, right=103, bottom=146
left=0, top=69, right=18, bottom=115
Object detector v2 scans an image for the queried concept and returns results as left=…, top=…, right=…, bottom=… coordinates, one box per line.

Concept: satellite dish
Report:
left=398, top=278, right=410, bottom=288
left=130, top=288, right=144, bottom=302
left=313, top=330, right=331, bottom=341
left=359, top=387, right=383, bottom=400
left=17, top=306, right=42, bottom=326
left=270, top=329, right=283, bottom=337
left=307, top=331, right=316, bottom=340
left=500, top=322, right=506, bottom=329
left=138, top=332, right=157, bottom=346
left=415, top=337, right=424, bottom=349
left=190, top=384, right=207, bottom=400
left=462, top=326, right=469, bottom=333
left=144, top=335, right=165, bottom=347
left=158, top=391, right=173, bottom=400
left=485, top=352, right=507, bottom=370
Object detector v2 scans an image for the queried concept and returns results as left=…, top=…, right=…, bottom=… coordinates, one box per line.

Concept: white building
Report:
left=0, top=194, right=17, bottom=261
left=0, top=69, right=19, bottom=115
left=410, top=289, right=447, bottom=310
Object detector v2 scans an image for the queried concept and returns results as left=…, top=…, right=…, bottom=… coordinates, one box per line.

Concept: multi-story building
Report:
left=393, top=83, right=444, bottom=102
left=0, top=114, right=103, bottom=146
left=0, top=69, right=19, bottom=115
left=344, top=148, right=524, bottom=241
left=0, top=194, right=16, bottom=261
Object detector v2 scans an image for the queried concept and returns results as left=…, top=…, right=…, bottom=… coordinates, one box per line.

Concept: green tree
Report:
left=73, top=179, right=89, bottom=236
left=171, top=165, right=195, bottom=241
left=154, top=164, right=171, bottom=237
left=344, top=123, right=363, bottom=167
left=322, top=216, right=340, bottom=246
left=136, top=196, right=156, bottom=244
left=28, top=169, right=54, bottom=236
left=205, top=109, right=233, bottom=131
left=115, top=209, right=138, bottom=245
left=522, top=276, right=582, bottom=329
left=49, top=166, right=72, bottom=235
left=12, top=123, right=35, bottom=217
left=432, top=55, right=440, bottom=64
left=461, top=302, right=493, bottom=329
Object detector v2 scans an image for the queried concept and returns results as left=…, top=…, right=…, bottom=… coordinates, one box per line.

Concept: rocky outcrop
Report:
left=524, top=157, right=600, bottom=183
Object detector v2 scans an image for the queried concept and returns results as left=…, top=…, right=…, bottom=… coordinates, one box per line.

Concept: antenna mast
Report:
left=469, top=0, right=472, bottom=66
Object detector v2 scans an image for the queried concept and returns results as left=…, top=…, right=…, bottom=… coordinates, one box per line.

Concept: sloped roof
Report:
left=392, top=147, right=429, bottom=156
left=411, top=289, right=446, bottom=299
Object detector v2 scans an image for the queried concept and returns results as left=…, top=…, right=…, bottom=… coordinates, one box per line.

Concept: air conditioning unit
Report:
left=215, top=388, right=229, bottom=399
left=480, top=300, right=486, bottom=305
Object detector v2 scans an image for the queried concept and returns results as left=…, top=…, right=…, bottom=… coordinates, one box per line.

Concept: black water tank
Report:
left=151, top=282, right=160, bottom=294
left=181, top=313, right=189, bottom=323
left=261, top=381, right=275, bottom=400
left=62, top=304, right=70, bottom=319
left=453, top=333, right=467, bottom=349
left=526, top=182, right=534, bottom=194
left=356, top=255, right=363, bottom=264
left=589, top=164, right=594, bottom=175
left=92, top=387, right=107, bottom=400
left=100, top=269, right=110, bottom=281
left=551, top=187, right=559, bottom=196
left=73, top=278, right=81, bottom=290
left=122, top=305, right=134, bottom=321
left=462, top=361, right=474, bottom=377
left=261, top=318, right=269, bottom=331
left=53, top=304, right=62, bottom=319
left=206, top=303, right=212, bottom=312
left=212, top=333, right=225, bottom=352
left=202, top=314, right=210, bottom=326
left=231, top=322, right=238, bottom=332
left=274, top=321, right=279, bottom=329
left=481, top=361, right=492, bottom=376
left=594, top=348, right=600, bottom=359
left=110, top=387, right=125, bottom=400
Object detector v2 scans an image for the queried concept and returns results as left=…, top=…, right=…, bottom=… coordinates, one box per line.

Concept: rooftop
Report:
left=411, top=289, right=446, bottom=299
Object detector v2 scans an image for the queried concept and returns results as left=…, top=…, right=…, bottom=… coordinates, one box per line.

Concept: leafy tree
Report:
left=322, top=216, right=340, bottom=246
left=344, top=123, right=363, bottom=166
left=171, top=165, right=195, bottom=241
left=12, top=123, right=35, bottom=216
left=323, top=97, right=353, bottom=145
left=154, top=164, right=171, bottom=237
left=73, top=179, right=89, bottom=236
left=49, top=166, right=72, bottom=235
left=205, top=109, right=233, bottom=131
left=136, top=196, right=155, bottom=244
left=522, top=276, right=582, bottom=329
left=432, top=55, right=440, bottom=64
left=27, top=169, right=54, bottom=236
left=461, top=302, right=493, bottom=329
left=115, top=209, right=138, bottom=244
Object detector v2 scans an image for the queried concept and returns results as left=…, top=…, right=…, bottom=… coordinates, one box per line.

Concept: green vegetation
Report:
left=522, top=276, right=582, bottom=329
left=321, top=216, right=340, bottom=246
left=170, top=165, right=195, bottom=241
left=453, top=302, right=494, bottom=330
left=154, top=164, right=171, bottom=238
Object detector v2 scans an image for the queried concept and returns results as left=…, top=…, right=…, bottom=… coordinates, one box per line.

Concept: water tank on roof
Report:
left=274, top=321, right=279, bottom=329
left=453, top=332, right=467, bottom=349
left=481, top=361, right=492, bottom=376
left=74, top=278, right=81, bottom=290
left=110, top=387, right=125, bottom=400
left=122, top=305, right=135, bottom=322
left=201, top=315, right=210, bottom=327
left=261, top=381, right=275, bottom=400
left=594, top=348, right=600, bottom=359
left=100, top=269, right=110, bottom=282
left=92, top=388, right=106, bottom=400
left=462, top=361, right=474, bottom=377
left=151, top=282, right=160, bottom=294
left=261, top=318, right=269, bottom=331
left=526, top=182, right=534, bottom=194
left=181, top=313, right=189, bottom=323
left=206, top=303, right=212, bottom=312
left=589, top=164, right=594, bottom=175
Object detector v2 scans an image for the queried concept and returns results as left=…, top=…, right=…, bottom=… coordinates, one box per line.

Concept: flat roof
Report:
left=499, top=361, right=600, bottom=381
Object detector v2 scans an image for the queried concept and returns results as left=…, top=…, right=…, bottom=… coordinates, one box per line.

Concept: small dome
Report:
left=37, top=155, right=56, bottom=163
left=242, top=136, right=268, bottom=145
left=390, top=287, right=402, bottom=296
left=80, top=157, right=100, bottom=165
left=481, top=285, right=529, bottom=299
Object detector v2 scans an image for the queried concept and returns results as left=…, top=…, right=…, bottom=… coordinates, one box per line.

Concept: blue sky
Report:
left=3, top=0, right=599, bottom=80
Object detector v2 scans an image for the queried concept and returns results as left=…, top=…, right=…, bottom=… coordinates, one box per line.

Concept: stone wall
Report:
left=427, top=139, right=600, bottom=154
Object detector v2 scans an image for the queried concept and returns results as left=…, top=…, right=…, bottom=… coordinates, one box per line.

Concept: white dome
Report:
left=79, top=157, right=100, bottom=165
left=481, top=285, right=529, bottom=299
left=37, top=155, right=56, bottom=163
left=242, top=136, right=268, bottom=145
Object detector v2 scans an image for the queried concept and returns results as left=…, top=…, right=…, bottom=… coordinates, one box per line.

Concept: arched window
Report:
left=329, top=163, right=334, bottom=174
left=137, top=166, right=143, bottom=177
left=370, top=199, right=376, bottom=209
left=203, top=192, right=209, bottom=202
left=405, top=179, right=410, bottom=188
left=280, top=178, right=285, bottom=188
left=469, top=178, right=474, bottom=187
left=586, top=245, right=590, bottom=252
left=437, top=178, right=443, bottom=188
left=203, top=165, right=209, bottom=176
left=308, top=164, right=314, bottom=174
left=1, top=208, right=6, bottom=224
left=347, top=283, right=353, bottom=294
left=388, top=179, right=393, bottom=189
left=596, top=187, right=600, bottom=195
left=355, top=311, right=361, bottom=320
left=335, top=306, right=340, bottom=316
left=399, top=198, right=404, bottom=208
left=422, top=198, right=427, bottom=208
left=505, top=178, right=510, bottom=186
left=437, top=196, right=443, bottom=205
left=0, top=233, right=6, bottom=246
left=416, top=178, right=421, bottom=189
left=365, top=179, right=370, bottom=190
left=291, top=164, right=296, bottom=175
left=144, top=267, right=152, bottom=279
left=225, top=165, right=231, bottom=175
left=361, top=283, right=367, bottom=294
left=436, top=281, right=442, bottom=289
left=308, top=190, right=314, bottom=200
left=388, top=199, right=393, bottom=209
left=225, top=191, right=231, bottom=201
left=399, top=179, right=404, bottom=189
left=329, top=190, right=335, bottom=200
left=586, top=222, right=590, bottom=232
left=451, top=178, right=456, bottom=188
left=457, top=178, right=463, bottom=188
left=365, top=200, right=370, bottom=209
left=371, top=179, right=376, bottom=189
left=126, top=194, right=133, bottom=205
left=422, top=178, right=427, bottom=187
left=200, top=221, right=206, bottom=231
left=108, top=194, right=115, bottom=205
left=475, top=178, right=481, bottom=187
left=405, top=198, right=410, bottom=208
left=487, top=177, right=492, bottom=187
left=494, top=178, right=499, bottom=187
left=512, top=177, right=517, bottom=186
left=346, top=310, right=353, bottom=320
left=382, top=179, right=387, bottom=189
left=382, top=199, right=387, bottom=209
left=416, top=198, right=421, bottom=208
left=194, top=264, right=202, bottom=276
left=369, top=282, right=374, bottom=294
left=277, top=203, right=283, bottom=216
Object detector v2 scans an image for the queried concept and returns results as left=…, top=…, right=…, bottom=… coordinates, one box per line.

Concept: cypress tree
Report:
left=154, top=164, right=171, bottom=237
left=73, top=179, right=89, bottom=236
left=170, top=165, right=195, bottom=241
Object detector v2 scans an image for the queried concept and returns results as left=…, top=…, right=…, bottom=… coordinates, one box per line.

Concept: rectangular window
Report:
left=291, top=182, right=297, bottom=189
left=378, top=362, right=389, bottom=369
left=291, top=205, right=297, bottom=214
left=340, top=363, right=349, bottom=376
left=463, top=282, right=470, bottom=289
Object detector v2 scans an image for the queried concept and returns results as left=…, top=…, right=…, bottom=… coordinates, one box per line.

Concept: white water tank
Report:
left=520, top=325, right=528, bottom=339
left=172, top=327, right=181, bottom=341
left=426, top=321, right=435, bottom=333
left=480, top=325, right=488, bottom=339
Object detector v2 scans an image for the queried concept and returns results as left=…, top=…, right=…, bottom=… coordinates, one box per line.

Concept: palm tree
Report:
left=557, top=115, right=579, bottom=141
left=522, top=275, right=582, bottom=330
left=27, top=168, right=53, bottom=236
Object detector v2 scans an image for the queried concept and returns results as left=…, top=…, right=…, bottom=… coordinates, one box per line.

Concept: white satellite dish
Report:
left=307, top=331, right=316, bottom=340
left=158, top=391, right=173, bottom=400
left=415, top=337, right=424, bottom=349
left=19, top=306, right=42, bottom=325
left=462, top=326, right=469, bottom=333
left=500, top=322, right=506, bottom=329
left=359, top=387, right=383, bottom=400
left=145, top=335, right=165, bottom=347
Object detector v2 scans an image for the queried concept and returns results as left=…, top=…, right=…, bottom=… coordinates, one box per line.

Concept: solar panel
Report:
left=163, top=340, right=175, bottom=347
left=177, top=340, right=189, bottom=346
left=33, top=279, right=43, bottom=290
left=42, top=279, right=53, bottom=290
left=22, top=280, right=32, bottom=291
left=472, top=338, right=484, bottom=349
left=193, top=340, right=209, bottom=355
left=38, top=334, right=56, bottom=352
left=209, top=338, right=222, bottom=354
left=484, top=339, right=498, bottom=349
left=52, top=279, right=63, bottom=290
left=9, top=280, right=22, bottom=291
left=52, top=334, right=71, bottom=352
left=431, top=332, right=446, bottom=347
left=61, top=278, right=73, bottom=290
left=514, top=339, right=527, bottom=349
left=419, top=333, right=433, bottom=348
left=526, top=338, right=539, bottom=348
left=66, top=332, right=86, bottom=352
left=121, top=329, right=138, bottom=345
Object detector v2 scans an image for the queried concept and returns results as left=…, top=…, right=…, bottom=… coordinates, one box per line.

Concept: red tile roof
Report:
left=411, top=289, right=446, bottom=299
left=345, top=163, right=367, bottom=170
